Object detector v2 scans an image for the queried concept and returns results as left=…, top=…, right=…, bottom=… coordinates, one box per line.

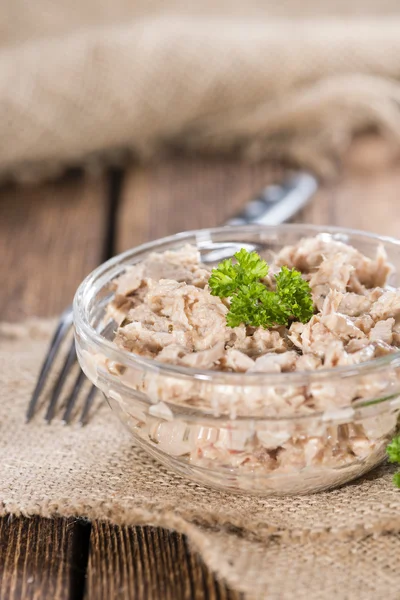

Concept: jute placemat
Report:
left=1, top=319, right=400, bottom=599
left=4, top=1, right=400, bottom=182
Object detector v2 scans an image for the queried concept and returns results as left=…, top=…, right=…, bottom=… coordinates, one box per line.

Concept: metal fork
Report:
left=26, top=307, right=95, bottom=424
left=26, top=171, right=317, bottom=425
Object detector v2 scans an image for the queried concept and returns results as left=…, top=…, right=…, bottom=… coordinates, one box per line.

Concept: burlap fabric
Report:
left=3, top=1, right=400, bottom=182
left=1, top=320, right=400, bottom=598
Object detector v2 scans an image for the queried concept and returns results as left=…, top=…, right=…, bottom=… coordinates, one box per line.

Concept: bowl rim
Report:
left=73, top=223, right=400, bottom=387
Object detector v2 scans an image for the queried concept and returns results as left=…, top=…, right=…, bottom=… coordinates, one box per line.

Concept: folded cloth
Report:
left=1, top=319, right=400, bottom=599
left=3, top=1, right=400, bottom=182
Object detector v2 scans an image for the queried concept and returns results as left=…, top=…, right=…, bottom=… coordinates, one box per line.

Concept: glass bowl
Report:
left=73, top=224, right=400, bottom=496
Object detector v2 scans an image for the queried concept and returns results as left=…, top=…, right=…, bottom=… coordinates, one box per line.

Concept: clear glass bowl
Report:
left=73, top=225, right=400, bottom=495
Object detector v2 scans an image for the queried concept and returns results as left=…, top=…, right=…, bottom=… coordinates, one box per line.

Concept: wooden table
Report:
left=1, top=135, right=399, bottom=599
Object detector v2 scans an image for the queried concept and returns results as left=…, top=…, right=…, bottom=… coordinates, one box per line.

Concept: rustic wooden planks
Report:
left=116, top=157, right=285, bottom=252
left=85, top=524, right=242, bottom=600
left=0, top=517, right=90, bottom=600
left=298, top=138, right=400, bottom=233
left=0, top=172, right=108, bottom=599
left=0, top=172, right=108, bottom=320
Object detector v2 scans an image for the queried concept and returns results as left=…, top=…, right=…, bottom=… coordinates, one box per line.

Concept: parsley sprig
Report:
left=387, top=435, right=400, bottom=488
left=208, top=248, right=314, bottom=328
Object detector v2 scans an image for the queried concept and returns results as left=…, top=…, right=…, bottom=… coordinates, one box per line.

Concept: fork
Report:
left=26, top=171, right=317, bottom=425
left=26, top=307, right=95, bottom=425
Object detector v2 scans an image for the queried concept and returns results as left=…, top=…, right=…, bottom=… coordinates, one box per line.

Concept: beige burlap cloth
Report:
left=1, top=320, right=400, bottom=599
left=4, top=1, right=400, bottom=182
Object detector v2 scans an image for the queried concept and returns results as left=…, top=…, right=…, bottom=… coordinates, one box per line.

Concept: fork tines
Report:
left=26, top=306, right=97, bottom=425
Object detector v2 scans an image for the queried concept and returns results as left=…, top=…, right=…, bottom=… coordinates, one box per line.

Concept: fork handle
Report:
left=225, top=172, right=318, bottom=227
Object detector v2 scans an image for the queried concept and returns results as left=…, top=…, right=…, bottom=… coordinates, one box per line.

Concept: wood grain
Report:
left=116, top=157, right=285, bottom=252
left=297, top=138, right=400, bottom=233
left=0, top=172, right=108, bottom=600
left=297, top=168, right=400, bottom=235
left=0, top=172, right=108, bottom=320
left=0, top=517, right=89, bottom=600
left=330, top=165, right=400, bottom=236
left=118, top=147, right=400, bottom=252
left=86, top=524, right=242, bottom=600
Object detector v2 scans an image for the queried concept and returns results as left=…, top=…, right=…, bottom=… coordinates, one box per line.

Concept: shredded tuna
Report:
left=115, top=263, right=146, bottom=296
left=249, top=351, right=298, bottom=373
left=338, top=293, right=371, bottom=317
left=96, top=236, right=400, bottom=486
left=157, top=344, right=189, bottom=363
left=323, top=341, right=348, bottom=368
left=275, top=236, right=391, bottom=289
left=309, top=255, right=353, bottom=310
left=299, top=317, right=341, bottom=358
left=346, top=344, right=377, bottom=364
left=220, top=349, right=255, bottom=372
left=109, top=236, right=400, bottom=378
left=369, top=318, right=395, bottom=345
left=354, top=314, right=375, bottom=335
left=346, top=338, right=370, bottom=353
left=105, top=235, right=399, bottom=410
left=370, top=291, right=400, bottom=321
left=179, top=342, right=226, bottom=369
left=234, top=328, right=288, bottom=357
left=145, top=245, right=211, bottom=288
left=296, top=354, right=322, bottom=370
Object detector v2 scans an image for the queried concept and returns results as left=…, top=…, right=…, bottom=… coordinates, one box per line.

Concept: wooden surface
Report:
left=0, top=135, right=399, bottom=599
left=86, top=524, right=236, bottom=600
left=117, top=159, right=284, bottom=251
left=0, top=173, right=109, bottom=320
left=0, top=517, right=89, bottom=600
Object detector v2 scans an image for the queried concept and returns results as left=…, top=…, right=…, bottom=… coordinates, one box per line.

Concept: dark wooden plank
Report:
left=330, top=163, right=400, bottom=236
left=116, top=157, right=285, bottom=252
left=0, top=517, right=90, bottom=600
left=297, top=167, right=400, bottom=234
left=297, top=136, right=400, bottom=233
left=0, top=172, right=109, bottom=599
left=86, top=524, right=242, bottom=600
left=0, top=172, right=108, bottom=320
left=117, top=145, right=400, bottom=252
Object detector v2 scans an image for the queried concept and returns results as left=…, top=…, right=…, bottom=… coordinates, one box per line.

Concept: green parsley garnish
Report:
left=208, top=248, right=314, bottom=328
left=387, top=435, right=400, bottom=487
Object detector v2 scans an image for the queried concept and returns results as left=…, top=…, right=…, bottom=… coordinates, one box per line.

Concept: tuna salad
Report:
left=80, top=234, right=400, bottom=492
left=106, top=236, right=399, bottom=377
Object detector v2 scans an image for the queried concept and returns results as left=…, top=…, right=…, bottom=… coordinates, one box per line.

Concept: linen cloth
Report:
left=3, top=1, right=400, bottom=181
